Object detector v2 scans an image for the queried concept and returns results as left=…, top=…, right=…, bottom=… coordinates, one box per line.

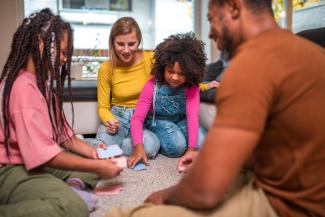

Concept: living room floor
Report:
left=90, top=154, right=250, bottom=217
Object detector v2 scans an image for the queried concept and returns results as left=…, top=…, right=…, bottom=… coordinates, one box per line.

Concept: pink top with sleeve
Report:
left=131, top=78, right=200, bottom=149
left=0, top=70, right=73, bottom=170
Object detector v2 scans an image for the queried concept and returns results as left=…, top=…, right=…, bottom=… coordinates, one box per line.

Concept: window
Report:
left=273, top=0, right=325, bottom=32
left=292, top=0, right=325, bottom=32
left=24, top=0, right=195, bottom=80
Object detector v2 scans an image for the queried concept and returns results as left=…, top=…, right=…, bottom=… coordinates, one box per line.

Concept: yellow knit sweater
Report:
left=97, top=51, right=154, bottom=123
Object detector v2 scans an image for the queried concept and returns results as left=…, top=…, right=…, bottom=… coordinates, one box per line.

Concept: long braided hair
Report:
left=0, top=8, right=74, bottom=155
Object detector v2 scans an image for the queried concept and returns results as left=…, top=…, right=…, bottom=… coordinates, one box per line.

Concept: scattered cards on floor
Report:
left=133, top=163, right=147, bottom=171
left=94, top=184, right=123, bottom=196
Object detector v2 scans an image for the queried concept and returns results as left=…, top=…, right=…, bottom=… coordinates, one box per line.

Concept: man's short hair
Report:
left=210, top=0, right=272, bottom=14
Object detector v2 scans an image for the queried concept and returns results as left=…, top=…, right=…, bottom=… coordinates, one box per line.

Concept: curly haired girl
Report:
left=128, top=33, right=207, bottom=168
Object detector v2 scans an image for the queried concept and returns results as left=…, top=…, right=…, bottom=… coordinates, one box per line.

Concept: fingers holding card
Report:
left=110, top=157, right=127, bottom=168
left=97, top=144, right=123, bottom=159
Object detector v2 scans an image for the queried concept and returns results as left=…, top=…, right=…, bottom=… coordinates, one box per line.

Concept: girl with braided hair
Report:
left=0, top=8, right=121, bottom=217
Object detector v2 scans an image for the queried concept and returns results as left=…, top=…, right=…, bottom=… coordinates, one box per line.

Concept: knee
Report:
left=84, top=138, right=101, bottom=147
left=120, top=138, right=133, bottom=156
left=51, top=192, right=89, bottom=217
left=65, top=198, right=89, bottom=217
left=97, top=127, right=125, bottom=146
left=143, top=133, right=160, bottom=158
left=96, top=128, right=112, bottom=146
left=160, top=132, right=187, bottom=158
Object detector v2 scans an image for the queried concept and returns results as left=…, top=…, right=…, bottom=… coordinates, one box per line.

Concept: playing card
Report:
left=97, top=144, right=123, bottom=159
left=133, top=163, right=147, bottom=171
left=94, top=184, right=123, bottom=196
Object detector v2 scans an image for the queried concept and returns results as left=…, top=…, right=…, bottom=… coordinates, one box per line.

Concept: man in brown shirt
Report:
left=107, top=0, right=325, bottom=217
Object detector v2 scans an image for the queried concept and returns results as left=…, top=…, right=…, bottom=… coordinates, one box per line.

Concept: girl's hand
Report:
left=127, top=144, right=148, bottom=168
left=104, top=120, right=120, bottom=134
left=90, top=143, right=107, bottom=159
left=96, top=159, right=122, bottom=179
left=207, top=80, right=220, bottom=90
left=90, top=147, right=99, bottom=159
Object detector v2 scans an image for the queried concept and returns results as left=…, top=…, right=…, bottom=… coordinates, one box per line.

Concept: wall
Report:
left=0, top=0, right=24, bottom=72
left=293, top=3, right=325, bottom=33
left=198, top=0, right=220, bottom=62
left=0, top=0, right=217, bottom=135
left=63, top=101, right=100, bottom=135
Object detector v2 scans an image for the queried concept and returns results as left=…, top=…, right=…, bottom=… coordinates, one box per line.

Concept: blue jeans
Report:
left=146, top=118, right=206, bottom=158
left=87, top=106, right=160, bottom=158
left=148, top=83, right=206, bottom=158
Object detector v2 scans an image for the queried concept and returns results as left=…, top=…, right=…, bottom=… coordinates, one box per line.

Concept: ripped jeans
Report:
left=147, top=84, right=206, bottom=158
left=87, top=106, right=160, bottom=158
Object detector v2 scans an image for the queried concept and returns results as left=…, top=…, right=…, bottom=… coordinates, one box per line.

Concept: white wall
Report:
left=63, top=102, right=100, bottom=135
left=0, top=0, right=217, bottom=136
left=0, top=0, right=24, bottom=72
left=198, top=0, right=220, bottom=62
left=292, top=3, right=325, bottom=33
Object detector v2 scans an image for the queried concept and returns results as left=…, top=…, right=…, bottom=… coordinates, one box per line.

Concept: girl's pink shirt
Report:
left=0, top=70, right=73, bottom=170
left=131, top=78, right=200, bottom=149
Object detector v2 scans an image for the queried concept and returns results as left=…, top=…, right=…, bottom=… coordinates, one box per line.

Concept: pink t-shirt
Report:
left=131, top=78, right=200, bottom=149
left=0, top=70, right=73, bottom=170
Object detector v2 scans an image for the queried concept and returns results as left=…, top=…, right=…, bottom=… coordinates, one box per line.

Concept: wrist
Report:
left=187, top=147, right=196, bottom=152
left=163, top=186, right=177, bottom=205
left=90, top=147, right=98, bottom=159
left=134, top=143, right=144, bottom=149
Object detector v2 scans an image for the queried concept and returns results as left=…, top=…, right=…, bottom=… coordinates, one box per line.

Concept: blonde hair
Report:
left=108, top=17, right=142, bottom=74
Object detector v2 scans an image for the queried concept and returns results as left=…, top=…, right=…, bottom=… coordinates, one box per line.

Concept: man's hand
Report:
left=178, top=150, right=199, bottom=173
left=104, top=120, right=120, bottom=134
left=127, top=144, right=148, bottom=168
left=145, top=186, right=175, bottom=205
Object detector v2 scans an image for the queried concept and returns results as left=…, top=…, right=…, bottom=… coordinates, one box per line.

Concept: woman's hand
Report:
left=207, top=80, right=220, bottom=90
left=178, top=150, right=199, bottom=173
left=104, top=120, right=120, bottom=134
left=127, top=144, right=148, bottom=168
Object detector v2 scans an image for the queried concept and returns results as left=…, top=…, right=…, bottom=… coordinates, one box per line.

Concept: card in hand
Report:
left=110, top=156, right=127, bottom=168
left=97, top=144, right=123, bottom=159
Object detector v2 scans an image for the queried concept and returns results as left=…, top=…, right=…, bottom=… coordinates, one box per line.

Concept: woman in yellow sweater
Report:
left=92, top=17, right=160, bottom=160
left=90, top=17, right=218, bottom=165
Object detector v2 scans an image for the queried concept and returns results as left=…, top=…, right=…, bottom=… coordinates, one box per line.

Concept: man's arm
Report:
left=164, top=126, right=259, bottom=209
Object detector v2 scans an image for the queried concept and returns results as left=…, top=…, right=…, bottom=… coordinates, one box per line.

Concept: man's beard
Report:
left=220, top=26, right=236, bottom=61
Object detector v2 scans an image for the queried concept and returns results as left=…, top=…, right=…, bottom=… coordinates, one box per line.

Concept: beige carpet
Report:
left=90, top=154, right=182, bottom=217
left=90, top=154, right=250, bottom=217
